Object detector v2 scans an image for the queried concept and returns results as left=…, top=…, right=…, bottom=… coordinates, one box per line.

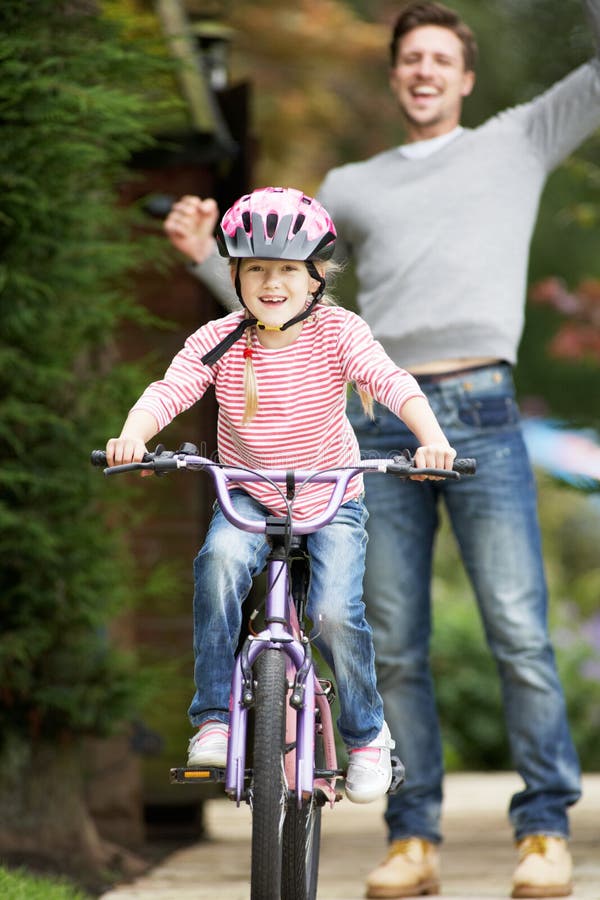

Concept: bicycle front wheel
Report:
left=250, top=648, right=288, bottom=900
left=281, top=730, right=323, bottom=900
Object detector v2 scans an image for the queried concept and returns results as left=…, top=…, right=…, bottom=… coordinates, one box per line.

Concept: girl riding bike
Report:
left=105, top=186, right=456, bottom=804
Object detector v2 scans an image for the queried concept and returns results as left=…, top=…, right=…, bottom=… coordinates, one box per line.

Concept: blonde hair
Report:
left=234, top=259, right=374, bottom=423
left=242, top=325, right=259, bottom=424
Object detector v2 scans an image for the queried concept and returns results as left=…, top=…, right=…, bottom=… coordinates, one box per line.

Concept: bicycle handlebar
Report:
left=90, top=448, right=475, bottom=477
left=91, top=445, right=475, bottom=534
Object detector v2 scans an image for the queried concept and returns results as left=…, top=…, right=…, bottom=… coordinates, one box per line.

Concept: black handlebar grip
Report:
left=90, top=450, right=155, bottom=468
left=453, top=458, right=477, bottom=476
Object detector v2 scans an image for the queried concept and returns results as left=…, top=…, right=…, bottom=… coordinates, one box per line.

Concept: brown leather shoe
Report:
left=365, top=837, right=440, bottom=898
left=511, top=835, right=573, bottom=898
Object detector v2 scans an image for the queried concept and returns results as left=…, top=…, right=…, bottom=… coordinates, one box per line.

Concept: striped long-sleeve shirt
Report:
left=132, top=305, right=425, bottom=520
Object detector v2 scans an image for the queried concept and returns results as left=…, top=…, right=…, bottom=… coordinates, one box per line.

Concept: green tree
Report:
left=0, top=0, right=177, bottom=883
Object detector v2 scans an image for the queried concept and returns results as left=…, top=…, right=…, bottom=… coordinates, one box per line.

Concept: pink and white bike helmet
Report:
left=216, top=186, right=336, bottom=261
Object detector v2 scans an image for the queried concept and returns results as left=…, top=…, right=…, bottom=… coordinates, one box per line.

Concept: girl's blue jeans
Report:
left=188, top=490, right=385, bottom=749
left=347, top=362, right=581, bottom=843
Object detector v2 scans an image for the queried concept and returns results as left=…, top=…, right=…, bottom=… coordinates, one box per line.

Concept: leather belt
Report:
left=413, top=360, right=507, bottom=385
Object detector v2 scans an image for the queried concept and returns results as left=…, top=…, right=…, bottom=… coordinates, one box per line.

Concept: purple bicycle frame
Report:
left=178, top=455, right=387, bottom=806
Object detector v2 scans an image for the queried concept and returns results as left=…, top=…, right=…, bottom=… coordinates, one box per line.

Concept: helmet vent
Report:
left=266, top=212, right=278, bottom=238
left=241, top=211, right=251, bottom=232
left=292, top=213, right=305, bottom=234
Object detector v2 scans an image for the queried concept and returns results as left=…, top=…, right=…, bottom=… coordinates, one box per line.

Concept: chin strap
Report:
left=200, top=316, right=257, bottom=367
left=278, top=260, right=325, bottom=331
left=201, top=259, right=326, bottom=367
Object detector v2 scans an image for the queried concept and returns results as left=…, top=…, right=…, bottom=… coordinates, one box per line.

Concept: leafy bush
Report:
left=0, top=0, right=177, bottom=744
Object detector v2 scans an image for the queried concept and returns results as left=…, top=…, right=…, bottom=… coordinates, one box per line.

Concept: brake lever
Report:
left=407, top=467, right=460, bottom=480
left=385, top=455, right=413, bottom=476
left=104, top=461, right=155, bottom=476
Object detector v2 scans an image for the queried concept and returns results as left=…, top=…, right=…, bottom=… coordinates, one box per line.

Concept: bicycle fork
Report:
left=226, top=556, right=317, bottom=805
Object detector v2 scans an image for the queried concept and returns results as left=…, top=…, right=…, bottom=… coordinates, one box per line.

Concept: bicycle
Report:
left=91, top=444, right=475, bottom=900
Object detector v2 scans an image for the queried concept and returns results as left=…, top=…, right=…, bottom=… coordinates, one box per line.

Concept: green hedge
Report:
left=0, top=0, right=177, bottom=744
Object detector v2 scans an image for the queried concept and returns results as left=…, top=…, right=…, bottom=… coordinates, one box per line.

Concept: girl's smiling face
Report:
left=236, top=258, right=319, bottom=345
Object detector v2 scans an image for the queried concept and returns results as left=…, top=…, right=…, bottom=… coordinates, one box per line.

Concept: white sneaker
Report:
left=187, top=720, right=228, bottom=767
left=345, top=722, right=395, bottom=804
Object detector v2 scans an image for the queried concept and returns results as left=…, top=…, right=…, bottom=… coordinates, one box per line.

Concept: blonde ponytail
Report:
left=357, top=388, right=374, bottom=419
left=242, top=327, right=259, bottom=424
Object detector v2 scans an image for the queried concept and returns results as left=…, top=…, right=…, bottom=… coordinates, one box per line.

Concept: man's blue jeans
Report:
left=188, top=489, right=385, bottom=748
left=347, top=362, right=580, bottom=842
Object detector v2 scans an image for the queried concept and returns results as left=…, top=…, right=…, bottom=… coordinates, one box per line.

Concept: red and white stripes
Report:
left=132, top=306, right=424, bottom=520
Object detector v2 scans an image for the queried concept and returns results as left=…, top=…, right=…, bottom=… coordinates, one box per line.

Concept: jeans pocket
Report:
left=457, top=394, right=519, bottom=429
left=340, top=496, right=369, bottom=526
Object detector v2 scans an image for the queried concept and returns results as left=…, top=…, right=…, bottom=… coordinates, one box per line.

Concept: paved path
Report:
left=100, top=773, right=600, bottom=899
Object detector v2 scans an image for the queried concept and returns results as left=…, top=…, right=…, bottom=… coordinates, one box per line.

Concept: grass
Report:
left=0, top=865, right=91, bottom=900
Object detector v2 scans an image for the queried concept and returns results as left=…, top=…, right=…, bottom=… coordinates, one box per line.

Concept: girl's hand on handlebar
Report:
left=411, top=444, right=457, bottom=481
left=106, top=437, right=153, bottom=476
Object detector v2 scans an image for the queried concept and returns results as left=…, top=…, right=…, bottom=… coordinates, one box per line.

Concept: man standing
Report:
left=163, top=4, right=600, bottom=896
left=317, top=4, right=600, bottom=898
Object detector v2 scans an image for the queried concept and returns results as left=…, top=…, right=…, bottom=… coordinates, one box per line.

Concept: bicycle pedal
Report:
left=314, top=768, right=344, bottom=778
left=311, top=784, right=344, bottom=805
left=388, top=755, right=406, bottom=794
left=170, top=765, right=226, bottom=784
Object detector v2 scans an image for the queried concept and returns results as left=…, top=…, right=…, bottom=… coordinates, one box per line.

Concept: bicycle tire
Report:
left=281, top=731, right=323, bottom=900
left=250, top=648, right=288, bottom=900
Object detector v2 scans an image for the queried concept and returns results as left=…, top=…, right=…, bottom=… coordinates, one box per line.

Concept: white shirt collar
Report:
left=398, top=126, right=464, bottom=159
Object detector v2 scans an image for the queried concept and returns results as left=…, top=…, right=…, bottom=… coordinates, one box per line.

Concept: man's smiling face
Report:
left=389, top=24, right=475, bottom=141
